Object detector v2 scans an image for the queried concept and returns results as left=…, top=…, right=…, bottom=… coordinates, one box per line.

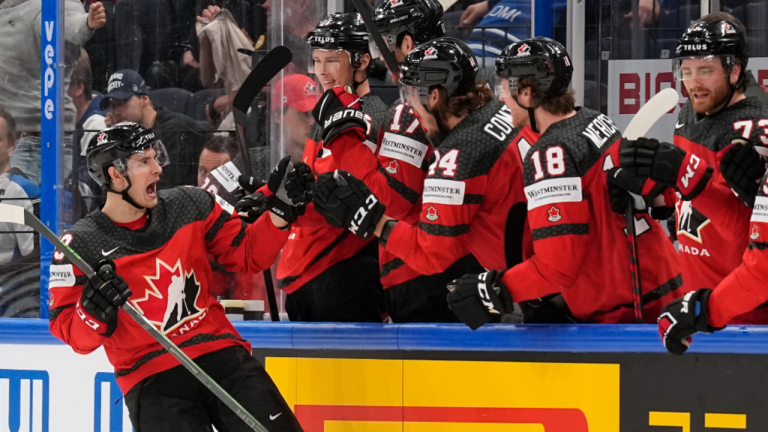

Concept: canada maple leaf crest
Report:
left=304, top=82, right=316, bottom=96
left=385, top=159, right=399, bottom=174
left=426, top=205, right=438, bottom=221
left=390, top=0, right=404, bottom=6
left=133, top=258, right=206, bottom=334
left=751, top=224, right=760, bottom=240
left=423, top=47, right=438, bottom=60
left=96, top=132, right=108, bottom=144
left=516, top=43, right=531, bottom=57
left=547, top=206, right=562, bottom=222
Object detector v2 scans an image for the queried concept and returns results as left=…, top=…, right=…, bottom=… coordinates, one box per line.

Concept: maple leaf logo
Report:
left=426, top=205, right=438, bottom=221
left=547, top=206, right=562, bottom=222
left=751, top=224, right=760, bottom=240
left=304, top=82, right=316, bottom=96
left=516, top=43, right=531, bottom=57
left=134, top=259, right=206, bottom=334
left=677, top=201, right=711, bottom=244
left=385, top=160, right=399, bottom=174
left=423, top=47, right=438, bottom=60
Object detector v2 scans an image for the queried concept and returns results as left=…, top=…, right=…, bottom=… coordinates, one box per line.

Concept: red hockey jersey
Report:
left=48, top=187, right=289, bottom=394
left=708, top=170, right=768, bottom=327
left=673, top=97, right=768, bottom=323
left=324, top=102, right=439, bottom=287
left=384, top=100, right=532, bottom=275
left=500, top=108, right=684, bottom=323
left=276, top=92, right=389, bottom=293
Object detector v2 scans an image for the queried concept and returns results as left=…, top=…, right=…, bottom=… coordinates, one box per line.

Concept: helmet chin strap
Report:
left=105, top=175, right=145, bottom=210
left=513, top=95, right=542, bottom=133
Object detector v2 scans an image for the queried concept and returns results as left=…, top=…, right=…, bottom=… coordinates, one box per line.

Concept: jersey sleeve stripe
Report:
left=204, top=210, right=231, bottom=242
left=464, top=194, right=483, bottom=204
left=377, top=167, right=420, bottom=204
left=49, top=304, right=73, bottom=321
left=309, top=231, right=351, bottom=266
left=277, top=275, right=299, bottom=289
left=748, top=242, right=768, bottom=251
left=229, top=221, right=247, bottom=247
left=380, top=258, right=405, bottom=278
left=418, top=221, right=471, bottom=237
left=531, top=223, right=589, bottom=241
left=641, top=273, right=683, bottom=304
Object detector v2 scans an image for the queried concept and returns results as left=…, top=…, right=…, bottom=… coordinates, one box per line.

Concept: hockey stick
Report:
left=621, top=87, right=680, bottom=323
left=0, top=204, right=269, bottom=432
left=232, top=45, right=292, bottom=322
left=349, top=0, right=401, bottom=78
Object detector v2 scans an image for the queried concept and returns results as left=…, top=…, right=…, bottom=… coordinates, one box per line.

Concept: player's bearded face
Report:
left=680, top=58, right=733, bottom=114
left=124, top=148, right=163, bottom=208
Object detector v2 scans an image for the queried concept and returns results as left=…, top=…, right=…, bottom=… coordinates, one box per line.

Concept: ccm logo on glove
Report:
left=350, top=195, right=380, bottom=236
left=680, top=154, right=702, bottom=189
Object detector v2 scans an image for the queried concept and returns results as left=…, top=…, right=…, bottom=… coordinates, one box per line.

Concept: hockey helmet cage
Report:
left=495, top=37, right=573, bottom=98
left=674, top=18, right=748, bottom=85
left=372, top=0, right=445, bottom=53
left=307, top=13, right=371, bottom=71
left=399, top=37, right=479, bottom=99
left=86, top=122, right=169, bottom=187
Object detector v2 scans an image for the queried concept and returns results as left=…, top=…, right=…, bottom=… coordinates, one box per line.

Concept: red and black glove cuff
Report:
left=675, top=153, right=713, bottom=201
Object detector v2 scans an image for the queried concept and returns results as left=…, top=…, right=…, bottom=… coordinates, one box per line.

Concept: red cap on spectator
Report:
left=272, top=74, right=317, bottom=112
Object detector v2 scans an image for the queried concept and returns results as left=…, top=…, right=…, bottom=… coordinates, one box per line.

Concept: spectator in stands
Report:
left=69, top=49, right=107, bottom=158
left=113, top=0, right=184, bottom=80
left=0, top=108, right=39, bottom=266
left=197, top=135, right=239, bottom=187
left=102, top=70, right=205, bottom=188
left=0, top=0, right=106, bottom=184
left=263, top=0, right=314, bottom=75
left=272, top=74, right=317, bottom=162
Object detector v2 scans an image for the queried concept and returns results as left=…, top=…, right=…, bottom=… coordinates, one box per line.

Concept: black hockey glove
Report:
left=284, top=161, right=315, bottom=206
left=313, top=170, right=386, bottom=240
left=657, top=289, right=724, bottom=355
left=447, top=270, right=514, bottom=330
left=264, top=156, right=305, bottom=224
left=607, top=167, right=676, bottom=219
left=312, top=86, right=367, bottom=147
left=78, top=261, right=132, bottom=337
left=719, top=138, right=765, bottom=207
left=234, top=192, right=267, bottom=224
left=620, top=137, right=713, bottom=201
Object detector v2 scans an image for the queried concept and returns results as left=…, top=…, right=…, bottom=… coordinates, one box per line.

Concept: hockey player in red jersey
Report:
left=48, top=123, right=303, bottom=431
left=310, top=37, right=536, bottom=319
left=658, top=141, right=768, bottom=354
left=444, top=38, right=685, bottom=328
left=314, top=0, right=483, bottom=322
left=620, top=13, right=768, bottom=324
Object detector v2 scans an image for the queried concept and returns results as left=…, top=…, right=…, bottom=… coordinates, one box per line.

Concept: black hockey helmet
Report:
left=399, top=37, right=479, bottom=103
left=495, top=37, right=573, bottom=99
left=86, top=122, right=169, bottom=207
left=372, top=0, right=445, bottom=53
left=307, top=13, right=371, bottom=71
left=674, top=18, right=748, bottom=87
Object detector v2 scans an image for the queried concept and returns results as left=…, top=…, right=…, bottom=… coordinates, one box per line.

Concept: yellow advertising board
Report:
left=266, top=357, right=620, bottom=432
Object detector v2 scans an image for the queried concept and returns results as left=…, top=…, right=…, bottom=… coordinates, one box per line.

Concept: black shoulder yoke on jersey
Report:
left=523, top=107, right=621, bottom=184
left=61, top=187, right=219, bottom=268
left=361, top=92, right=390, bottom=141
left=675, top=96, right=768, bottom=152
left=431, top=100, right=522, bottom=181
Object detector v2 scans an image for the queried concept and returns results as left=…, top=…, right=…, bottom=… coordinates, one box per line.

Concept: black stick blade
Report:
left=232, top=45, right=293, bottom=115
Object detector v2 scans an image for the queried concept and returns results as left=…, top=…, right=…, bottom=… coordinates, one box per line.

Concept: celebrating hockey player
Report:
left=620, top=13, right=768, bottom=324
left=447, top=37, right=684, bottom=328
left=313, top=0, right=484, bottom=322
left=658, top=142, right=768, bottom=354
left=311, top=37, right=535, bottom=321
left=272, top=13, right=390, bottom=322
left=48, top=123, right=303, bottom=431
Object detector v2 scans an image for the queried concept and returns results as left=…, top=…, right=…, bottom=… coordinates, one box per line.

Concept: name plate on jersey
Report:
left=524, top=177, right=583, bottom=210
left=49, top=264, right=75, bottom=288
left=379, top=133, right=428, bottom=167
left=210, top=161, right=242, bottom=193
left=423, top=179, right=466, bottom=205
left=752, top=196, right=768, bottom=223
